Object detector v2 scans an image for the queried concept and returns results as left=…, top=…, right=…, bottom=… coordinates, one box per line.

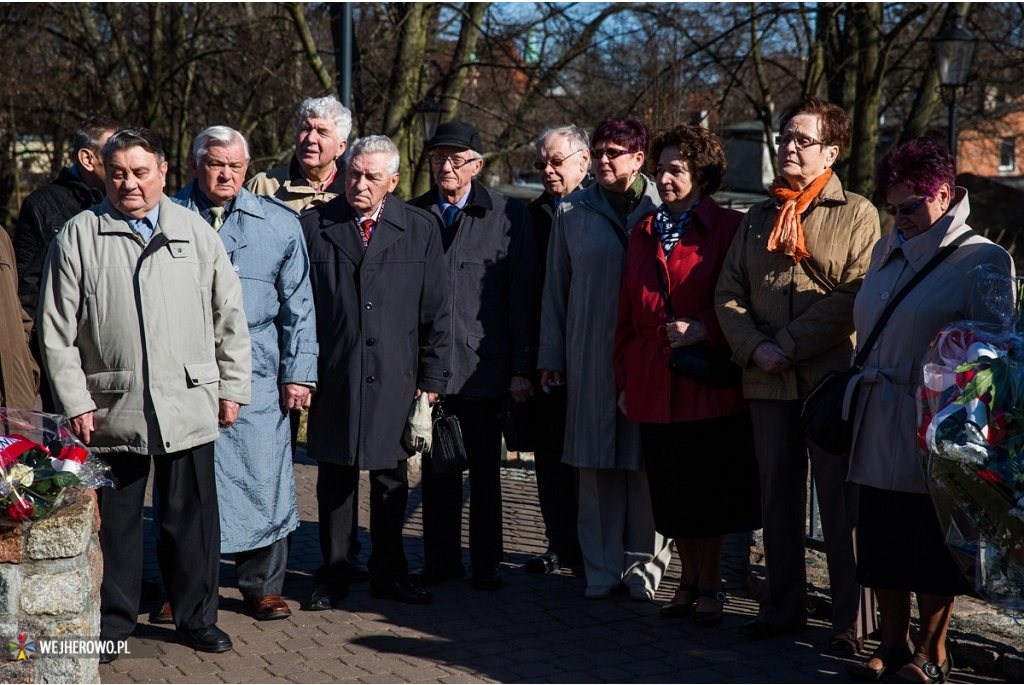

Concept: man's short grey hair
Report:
left=102, top=127, right=166, bottom=167
left=535, top=124, right=590, bottom=155
left=296, top=96, right=353, bottom=142
left=349, top=135, right=400, bottom=175
left=192, top=126, right=250, bottom=164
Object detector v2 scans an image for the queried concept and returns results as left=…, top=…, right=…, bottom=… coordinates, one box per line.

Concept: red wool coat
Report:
left=615, top=197, right=747, bottom=424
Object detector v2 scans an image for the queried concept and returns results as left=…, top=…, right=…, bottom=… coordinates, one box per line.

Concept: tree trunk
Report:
left=847, top=3, right=882, bottom=197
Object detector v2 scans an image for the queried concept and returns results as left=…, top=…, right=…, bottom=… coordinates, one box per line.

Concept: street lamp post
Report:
left=417, top=92, right=443, bottom=144
left=932, top=11, right=977, bottom=167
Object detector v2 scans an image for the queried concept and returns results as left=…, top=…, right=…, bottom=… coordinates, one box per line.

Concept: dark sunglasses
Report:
left=884, top=197, right=927, bottom=216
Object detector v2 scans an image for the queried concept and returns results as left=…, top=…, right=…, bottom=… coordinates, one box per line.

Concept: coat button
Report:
left=442, top=370, right=451, bottom=378
left=881, top=291, right=890, bottom=300
left=367, top=338, right=377, bottom=346
left=365, top=302, right=374, bottom=310
left=366, top=375, right=376, bottom=384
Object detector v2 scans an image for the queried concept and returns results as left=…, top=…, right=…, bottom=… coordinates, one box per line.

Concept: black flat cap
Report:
left=427, top=121, right=484, bottom=154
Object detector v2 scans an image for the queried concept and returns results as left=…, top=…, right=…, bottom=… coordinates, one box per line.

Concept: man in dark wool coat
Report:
left=300, top=134, right=451, bottom=609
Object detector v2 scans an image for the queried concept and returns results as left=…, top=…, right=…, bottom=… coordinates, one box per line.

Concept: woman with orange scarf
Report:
left=715, top=96, right=880, bottom=653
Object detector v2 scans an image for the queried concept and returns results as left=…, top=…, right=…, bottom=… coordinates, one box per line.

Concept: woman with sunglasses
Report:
left=614, top=124, right=762, bottom=625
left=845, top=138, right=1013, bottom=683
left=716, top=96, right=879, bottom=653
left=539, top=117, right=673, bottom=600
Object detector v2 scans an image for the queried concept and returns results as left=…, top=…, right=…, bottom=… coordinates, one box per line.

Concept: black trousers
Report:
left=531, top=386, right=580, bottom=557
left=235, top=536, right=289, bottom=599
left=315, top=461, right=409, bottom=587
left=421, top=396, right=503, bottom=569
left=99, top=444, right=220, bottom=640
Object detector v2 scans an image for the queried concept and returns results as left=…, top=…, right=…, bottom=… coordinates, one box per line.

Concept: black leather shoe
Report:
left=525, top=551, right=560, bottom=574
left=738, top=619, right=800, bottom=640
left=471, top=565, right=504, bottom=591
left=369, top=579, right=434, bottom=604
left=410, top=564, right=465, bottom=586
left=176, top=624, right=233, bottom=653
left=307, top=582, right=347, bottom=611
left=349, top=560, right=370, bottom=583
left=98, top=651, right=118, bottom=664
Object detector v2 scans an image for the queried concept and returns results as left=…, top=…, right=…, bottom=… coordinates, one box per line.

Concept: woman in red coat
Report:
left=615, top=124, right=761, bottom=626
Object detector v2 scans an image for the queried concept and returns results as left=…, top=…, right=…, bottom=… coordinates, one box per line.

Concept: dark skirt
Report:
left=856, top=485, right=973, bottom=596
left=639, top=413, right=762, bottom=539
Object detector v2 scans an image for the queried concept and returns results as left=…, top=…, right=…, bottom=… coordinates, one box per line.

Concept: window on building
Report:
left=998, top=137, right=1016, bottom=172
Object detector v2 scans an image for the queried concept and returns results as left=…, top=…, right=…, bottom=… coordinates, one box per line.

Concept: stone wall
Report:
left=0, top=489, right=101, bottom=684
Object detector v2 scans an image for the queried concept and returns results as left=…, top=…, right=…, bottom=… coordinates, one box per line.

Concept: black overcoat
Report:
left=410, top=180, right=540, bottom=398
left=301, top=194, right=451, bottom=468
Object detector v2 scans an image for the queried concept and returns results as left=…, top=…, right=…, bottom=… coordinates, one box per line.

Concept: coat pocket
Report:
left=184, top=361, right=220, bottom=387
left=86, top=369, right=134, bottom=394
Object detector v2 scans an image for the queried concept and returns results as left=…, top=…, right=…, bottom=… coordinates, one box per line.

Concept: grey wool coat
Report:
left=174, top=184, right=317, bottom=553
left=537, top=178, right=659, bottom=470
left=300, top=194, right=451, bottom=469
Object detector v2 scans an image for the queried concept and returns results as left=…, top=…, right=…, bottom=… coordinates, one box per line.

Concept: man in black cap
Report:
left=409, top=121, right=541, bottom=591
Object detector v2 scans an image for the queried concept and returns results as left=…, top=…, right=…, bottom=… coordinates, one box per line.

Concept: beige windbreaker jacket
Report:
left=715, top=173, right=879, bottom=401
left=39, top=195, right=251, bottom=455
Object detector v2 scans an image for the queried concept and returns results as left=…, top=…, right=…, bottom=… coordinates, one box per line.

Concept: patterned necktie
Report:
left=442, top=205, right=460, bottom=228
left=209, top=205, right=225, bottom=231
left=360, top=218, right=375, bottom=247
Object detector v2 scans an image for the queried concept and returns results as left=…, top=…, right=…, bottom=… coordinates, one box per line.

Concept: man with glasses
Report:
left=410, top=121, right=541, bottom=591
left=521, top=125, right=591, bottom=574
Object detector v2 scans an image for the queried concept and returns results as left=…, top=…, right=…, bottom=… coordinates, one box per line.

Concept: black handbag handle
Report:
left=852, top=231, right=973, bottom=368
left=654, top=264, right=678, bottom=322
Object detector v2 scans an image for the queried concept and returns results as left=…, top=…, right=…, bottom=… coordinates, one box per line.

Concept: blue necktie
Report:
left=442, top=205, right=460, bottom=228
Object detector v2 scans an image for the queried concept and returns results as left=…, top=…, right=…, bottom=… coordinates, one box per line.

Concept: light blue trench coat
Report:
left=175, top=184, right=318, bottom=552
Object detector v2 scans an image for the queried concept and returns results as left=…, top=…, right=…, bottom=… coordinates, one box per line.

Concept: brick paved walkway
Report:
left=98, top=452, right=998, bottom=684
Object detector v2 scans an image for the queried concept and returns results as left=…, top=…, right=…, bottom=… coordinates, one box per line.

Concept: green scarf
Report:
left=601, top=174, right=645, bottom=225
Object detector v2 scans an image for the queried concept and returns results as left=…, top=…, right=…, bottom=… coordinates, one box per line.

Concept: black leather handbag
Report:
left=427, top=400, right=468, bottom=477
left=655, top=267, right=740, bottom=388
left=801, top=234, right=970, bottom=456
left=499, top=395, right=538, bottom=453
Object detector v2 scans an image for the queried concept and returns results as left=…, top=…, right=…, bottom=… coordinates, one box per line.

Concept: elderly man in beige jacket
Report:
left=39, top=127, right=251, bottom=662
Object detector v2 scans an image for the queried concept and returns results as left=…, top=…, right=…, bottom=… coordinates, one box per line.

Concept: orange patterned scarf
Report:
left=766, top=168, right=832, bottom=264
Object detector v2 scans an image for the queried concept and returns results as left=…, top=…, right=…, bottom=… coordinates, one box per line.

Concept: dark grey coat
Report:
left=410, top=180, right=540, bottom=398
left=301, top=194, right=451, bottom=469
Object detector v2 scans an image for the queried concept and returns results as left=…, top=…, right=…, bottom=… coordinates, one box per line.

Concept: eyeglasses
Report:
left=533, top=149, right=584, bottom=171
left=774, top=134, right=829, bottom=151
left=592, top=146, right=633, bottom=161
left=884, top=196, right=927, bottom=216
left=429, top=154, right=480, bottom=169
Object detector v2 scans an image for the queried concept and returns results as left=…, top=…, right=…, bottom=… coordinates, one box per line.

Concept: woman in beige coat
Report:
left=715, top=96, right=879, bottom=652
left=847, top=139, right=1013, bottom=683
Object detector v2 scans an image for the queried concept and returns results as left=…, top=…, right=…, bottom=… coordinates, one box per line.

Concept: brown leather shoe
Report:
left=152, top=600, right=174, bottom=624
left=246, top=594, right=291, bottom=621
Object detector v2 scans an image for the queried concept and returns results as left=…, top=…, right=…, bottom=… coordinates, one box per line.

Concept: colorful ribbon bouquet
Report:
left=0, top=408, right=112, bottom=521
left=918, top=268, right=1024, bottom=611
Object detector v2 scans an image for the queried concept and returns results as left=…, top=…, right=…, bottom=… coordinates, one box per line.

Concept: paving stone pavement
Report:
left=98, top=451, right=1006, bottom=684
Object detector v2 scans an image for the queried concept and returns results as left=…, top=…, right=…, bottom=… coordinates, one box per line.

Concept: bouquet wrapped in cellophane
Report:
left=0, top=407, right=113, bottom=521
left=918, top=266, right=1023, bottom=611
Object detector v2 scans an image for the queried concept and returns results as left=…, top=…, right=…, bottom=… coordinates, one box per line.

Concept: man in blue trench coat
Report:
left=300, top=134, right=451, bottom=608
left=173, top=125, right=318, bottom=621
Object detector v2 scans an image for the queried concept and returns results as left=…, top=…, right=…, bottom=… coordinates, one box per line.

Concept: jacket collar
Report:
left=96, top=195, right=187, bottom=242
left=55, top=167, right=104, bottom=207
left=880, top=187, right=971, bottom=271
left=284, top=155, right=345, bottom=195
left=579, top=174, right=659, bottom=230
left=314, top=193, right=405, bottom=265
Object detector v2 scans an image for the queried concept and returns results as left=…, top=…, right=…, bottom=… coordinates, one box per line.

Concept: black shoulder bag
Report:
left=801, top=232, right=972, bottom=456
left=654, top=266, right=741, bottom=389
